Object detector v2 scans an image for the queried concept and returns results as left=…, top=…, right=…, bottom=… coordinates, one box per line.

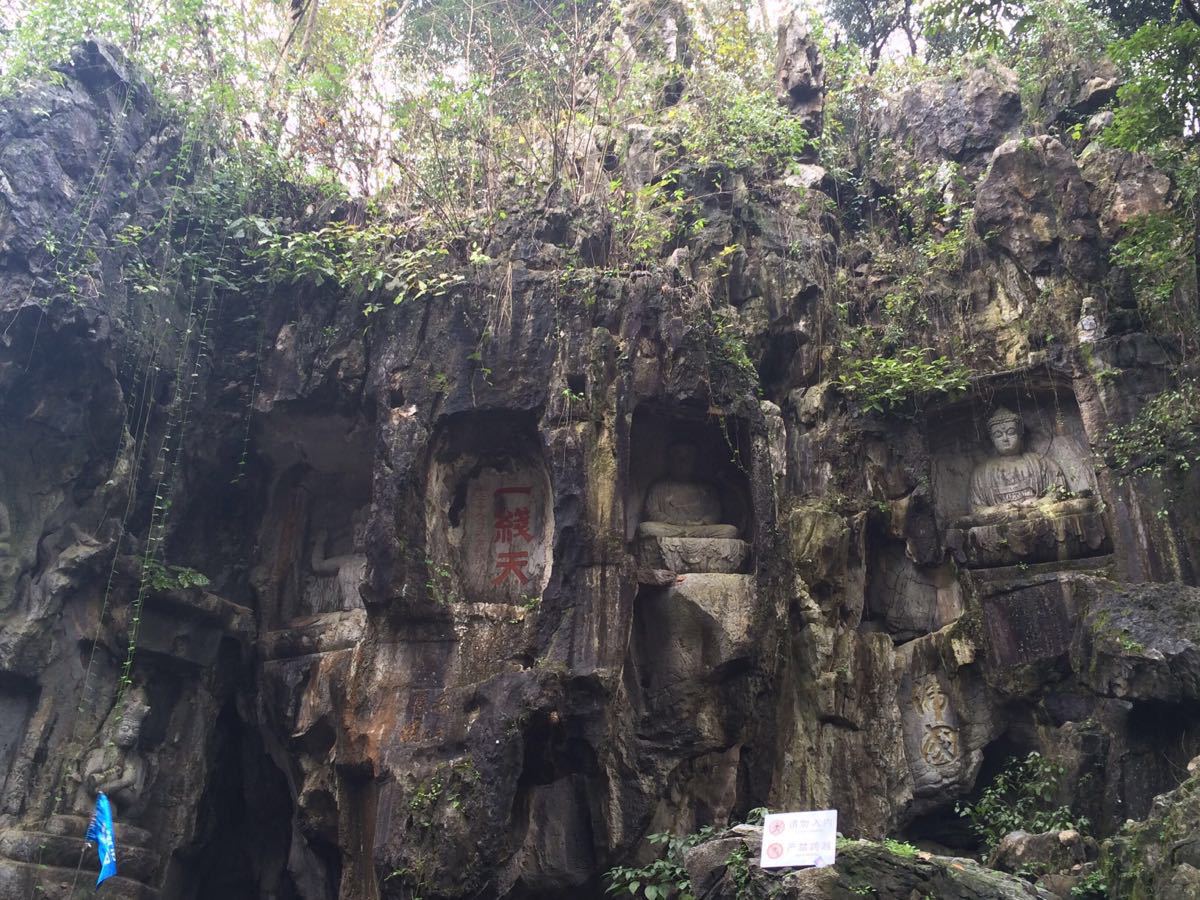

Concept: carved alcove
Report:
left=253, top=410, right=374, bottom=628
left=425, top=411, right=554, bottom=605
left=929, top=377, right=1110, bottom=569
left=0, top=674, right=36, bottom=806
left=625, top=406, right=756, bottom=758
left=625, top=406, right=754, bottom=552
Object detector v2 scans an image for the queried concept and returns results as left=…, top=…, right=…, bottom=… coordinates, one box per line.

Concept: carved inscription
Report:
left=491, top=486, right=534, bottom=586
left=982, top=587, right=1074, bottom=667
left=912, top=677, right=960, bottom=767
left=455, top=464, right=551, bottom=603
left=921, top=725, right=961, bottom=766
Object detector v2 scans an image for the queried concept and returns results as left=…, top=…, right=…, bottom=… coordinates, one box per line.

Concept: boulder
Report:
left=1079, top=144, right=1173, bottom=240
left=1073, top=581, right=1200, bottom=703
left=990, top=829, right=1088, bottom=876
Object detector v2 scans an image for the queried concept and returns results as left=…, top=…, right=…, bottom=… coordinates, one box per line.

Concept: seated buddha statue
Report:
left=636, top=442, right=739, bottom=539
left=962, top=407, right=1078, bottom=525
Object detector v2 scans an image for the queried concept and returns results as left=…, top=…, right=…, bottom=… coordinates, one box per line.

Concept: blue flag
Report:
left=85, top=792, right=118, bottom=888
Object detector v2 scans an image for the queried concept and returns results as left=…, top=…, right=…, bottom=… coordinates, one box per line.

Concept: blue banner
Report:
left=85, top=791, right=118, bottom=888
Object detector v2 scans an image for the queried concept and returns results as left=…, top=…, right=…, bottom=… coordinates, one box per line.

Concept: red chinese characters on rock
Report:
left=491, top=486, right=536, bottom=586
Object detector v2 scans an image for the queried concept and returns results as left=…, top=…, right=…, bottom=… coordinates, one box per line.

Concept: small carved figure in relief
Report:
left=636, top=443, right=739, bottom=539
left=309, top=510, right=368, bottom=612
left=0, top=501, right=11, bottom=556
left=71, top=688, right=151, bottom=818
left=0, top=501, right=13, bottom=577
left=968, top=407, right=1067, bottom=517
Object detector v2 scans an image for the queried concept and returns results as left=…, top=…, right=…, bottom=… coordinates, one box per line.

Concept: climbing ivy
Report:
left=143, top=560, right=211, bottom=592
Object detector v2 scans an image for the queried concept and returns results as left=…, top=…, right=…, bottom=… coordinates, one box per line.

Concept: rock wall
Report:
left=0, top=35, right=1198, bottom=900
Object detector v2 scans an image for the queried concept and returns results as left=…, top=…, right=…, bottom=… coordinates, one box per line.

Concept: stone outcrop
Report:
left=876, top=66, right=1023, bottom=174
left=683, top=827, right=1056, bottom=899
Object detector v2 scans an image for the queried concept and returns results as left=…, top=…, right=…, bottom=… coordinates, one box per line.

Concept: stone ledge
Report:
left=260, top=609, right=367, bottom=660
left=45, top=813, right=153, bottom=847
left=946, top=509, right=1109, bottom=569
left=0, top=859, right=158, bottom=899
left=635, top=536, right=750, bottom=574
left=0, top=829, right=157, bottom=882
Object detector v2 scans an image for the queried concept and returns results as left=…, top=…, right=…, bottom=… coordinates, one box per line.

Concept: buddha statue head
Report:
left=986, top=407, right=1024, bottom=457
left=666, top=442, right=699, bottom=480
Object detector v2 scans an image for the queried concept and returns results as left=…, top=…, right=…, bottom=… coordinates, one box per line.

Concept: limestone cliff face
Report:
left=0, top=38, right=1197, bottom=900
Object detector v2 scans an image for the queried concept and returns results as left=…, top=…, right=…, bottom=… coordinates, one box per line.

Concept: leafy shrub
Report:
left=837, top=347, right=970, bottom=414
left=956, top=752, right=1087, bottom=852
left=605, top=829, right=714, bottom=900
left=144, top=560, right=210, bottom=592
left=1104, top=20, right=1200, bottom=151
left=1071, top=867, right=1109, bottom=898
left=1109, top=211, right=1197, bottom=341
left=662, top=73, right=812, bottom=172
left=1102, top=382, right=1200, bottom=479
left=607, top=174, right=699, bottom=269
left=238, top=217, right=463, bottom=312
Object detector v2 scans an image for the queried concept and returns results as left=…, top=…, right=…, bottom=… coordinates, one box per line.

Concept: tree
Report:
left=826, top=0, right=917, bottom=69
left=1087, top=0, right=1184, bottom=33
left=921, top=0, right=1027, bottom=56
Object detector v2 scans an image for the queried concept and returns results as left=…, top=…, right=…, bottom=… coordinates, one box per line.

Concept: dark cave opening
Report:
left=165, top=697, right=302, bottom=900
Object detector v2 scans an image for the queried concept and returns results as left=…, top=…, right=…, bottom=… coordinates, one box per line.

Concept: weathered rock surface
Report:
left=1102, top=760, right=1200, bottom=899
left=0, top=32, right=1198, bottom=900
left=989, top=829, right=1090, bottom=877
left=975, top=136, right=1103, bottom=280
left=877, top=66, right=1023, bottom=173
left=775, top=15, right=824, bottom=137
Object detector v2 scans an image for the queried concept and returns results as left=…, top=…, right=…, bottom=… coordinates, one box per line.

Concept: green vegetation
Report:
left=663, top=74, right=813, bottom=172
left=956, top=752, right=1089, bottom=852
left=1102, top=381, right=1200, bottom=479
left=1070, top=868, right=1109, bottom=898
left=605, top=809, right=776, bottom=900
left=837, top=348, right=970, bottom=415
left=882, top=838, right=920, bottom=858
left=143, top=560, right=210, bottom=592
left=606, top=829, right=713, bottom=900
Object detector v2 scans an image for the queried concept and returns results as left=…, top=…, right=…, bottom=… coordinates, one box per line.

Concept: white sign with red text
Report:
left=759, top=810, right=837, bottom=869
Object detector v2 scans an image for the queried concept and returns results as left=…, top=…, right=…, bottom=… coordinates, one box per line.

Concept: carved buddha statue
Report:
left=310, top=509, right=367, bottom=612
left=72, top=688, right=151, bottom=818
left=637, top=443, right=739, bottom=539
left=949, top=407, right=1108, bottom=567
left=969, top=407, right=1067, bottom=514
